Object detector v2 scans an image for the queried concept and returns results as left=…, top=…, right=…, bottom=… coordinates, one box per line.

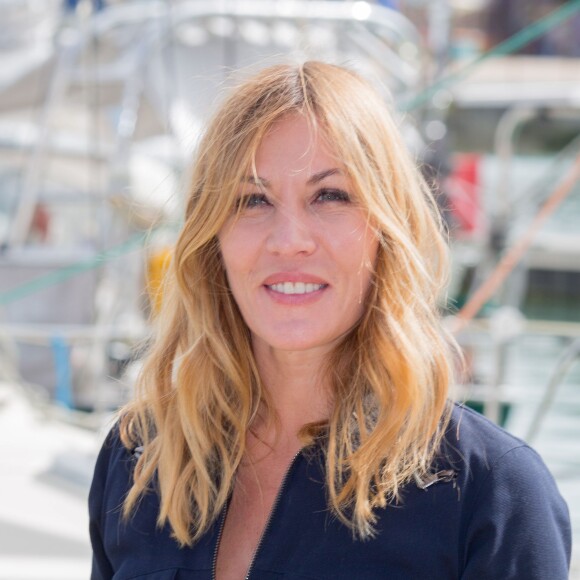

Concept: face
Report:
left=218, top=114, right=378, bottom=358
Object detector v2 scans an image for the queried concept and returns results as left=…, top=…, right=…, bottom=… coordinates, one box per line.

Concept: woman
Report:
left=89, top=61, right=571, bottom=579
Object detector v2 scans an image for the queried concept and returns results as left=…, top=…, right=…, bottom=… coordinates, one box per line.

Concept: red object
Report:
left=446, top=154, right=481, bottom=234
left=31, top=203, right=50, bottom=241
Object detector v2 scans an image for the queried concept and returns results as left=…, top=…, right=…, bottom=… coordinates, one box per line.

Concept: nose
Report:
left=265, top=206, right=317, bottom=257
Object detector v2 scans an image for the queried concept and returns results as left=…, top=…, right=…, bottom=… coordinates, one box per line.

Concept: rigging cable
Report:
left=449, top=150, right=580, bottom=335
left=403, top=0, right=580, bottom=112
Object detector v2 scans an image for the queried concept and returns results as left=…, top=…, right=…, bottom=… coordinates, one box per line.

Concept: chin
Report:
left=252, top=329, right=341, bottom=356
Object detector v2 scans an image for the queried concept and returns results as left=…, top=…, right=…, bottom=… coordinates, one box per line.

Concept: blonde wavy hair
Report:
left=120, top=61, right=457, bottom=545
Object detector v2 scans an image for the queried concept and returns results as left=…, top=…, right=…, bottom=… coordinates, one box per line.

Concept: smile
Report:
left=267, top=282, right=326, bottom=295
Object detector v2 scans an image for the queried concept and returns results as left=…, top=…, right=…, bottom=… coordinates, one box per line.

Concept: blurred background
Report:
left=0, top=0, right=579, bottom=578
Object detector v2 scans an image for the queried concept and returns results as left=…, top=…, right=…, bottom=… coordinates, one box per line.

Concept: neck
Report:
left=252, top=342, right=332, bottom=442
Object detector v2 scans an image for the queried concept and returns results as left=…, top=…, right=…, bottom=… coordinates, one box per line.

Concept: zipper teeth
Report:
left=244, top=450, right=302, bottom=580
left=211, top=498, right=230, bottom=580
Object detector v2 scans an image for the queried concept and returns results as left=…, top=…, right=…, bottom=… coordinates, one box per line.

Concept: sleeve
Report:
left=461, top=445, right=571, bottom=580
left=88, top=428, right=118, bottom=580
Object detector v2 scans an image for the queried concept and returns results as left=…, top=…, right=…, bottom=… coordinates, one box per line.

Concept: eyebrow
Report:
left=307, top=168, right=342, bottom=185
left=244, top=175, right=270, bottom=188
left=242, top=168, right=343, bottom=188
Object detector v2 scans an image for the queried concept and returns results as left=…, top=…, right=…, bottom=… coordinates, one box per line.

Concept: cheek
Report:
left=218, top=225, right=244, bottom=271
left=365, top=236, right=379, bottom=273
left=349, top=230, right=379, bottom=302
left=337, top=221, right=378, bottom=272
left=217, top=234, right=240, bottom=296
left=218, top=229, right=258, bottom=298
left=219, top=219, right=262, bottom=259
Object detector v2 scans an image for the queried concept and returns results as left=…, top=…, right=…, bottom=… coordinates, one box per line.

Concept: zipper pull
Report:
left=414, top=469, right=456, bottom=490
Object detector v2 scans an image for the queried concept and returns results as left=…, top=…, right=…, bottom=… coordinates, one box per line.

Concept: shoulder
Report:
left=442, top=402, right=567, bottom=506
left=89, top=422, right=137, bottom=518
left=89, top=422, right=138, bottom=578
left=92, top=422, right=134, bottom=474
left=444, top=402, right=532, bottom=470
left=442, top=403, right=571, bottom=579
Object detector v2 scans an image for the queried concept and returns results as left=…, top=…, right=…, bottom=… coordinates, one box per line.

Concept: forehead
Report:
left=254, top=114, right=338, bottom=178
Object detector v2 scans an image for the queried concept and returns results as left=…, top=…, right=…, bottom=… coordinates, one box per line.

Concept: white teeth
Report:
left=269, top=282, right=324, bottom=295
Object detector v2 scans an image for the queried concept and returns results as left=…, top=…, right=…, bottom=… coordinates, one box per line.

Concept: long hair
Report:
left=120, top=61, right=457, bottom=545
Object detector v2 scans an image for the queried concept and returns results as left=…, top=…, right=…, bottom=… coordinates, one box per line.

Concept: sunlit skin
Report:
left=215, top=113, right=379, bottom=580
left=218, top=114, right=379, bottom=375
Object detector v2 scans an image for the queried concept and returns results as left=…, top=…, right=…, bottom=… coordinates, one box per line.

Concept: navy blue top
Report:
left=89, top=404, right=571, bottom=579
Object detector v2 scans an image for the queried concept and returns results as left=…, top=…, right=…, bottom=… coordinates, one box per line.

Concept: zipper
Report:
left=211, top=496, right=230, bottom=580
left=211, top=450, right=303, bottom=580
left=245, top=450, right=302, bottom=580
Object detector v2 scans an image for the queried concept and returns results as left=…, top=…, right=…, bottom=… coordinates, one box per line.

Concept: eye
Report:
left=315, top=188, right=351, bottom=203
left=235, top=193, right=271, bottom=210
